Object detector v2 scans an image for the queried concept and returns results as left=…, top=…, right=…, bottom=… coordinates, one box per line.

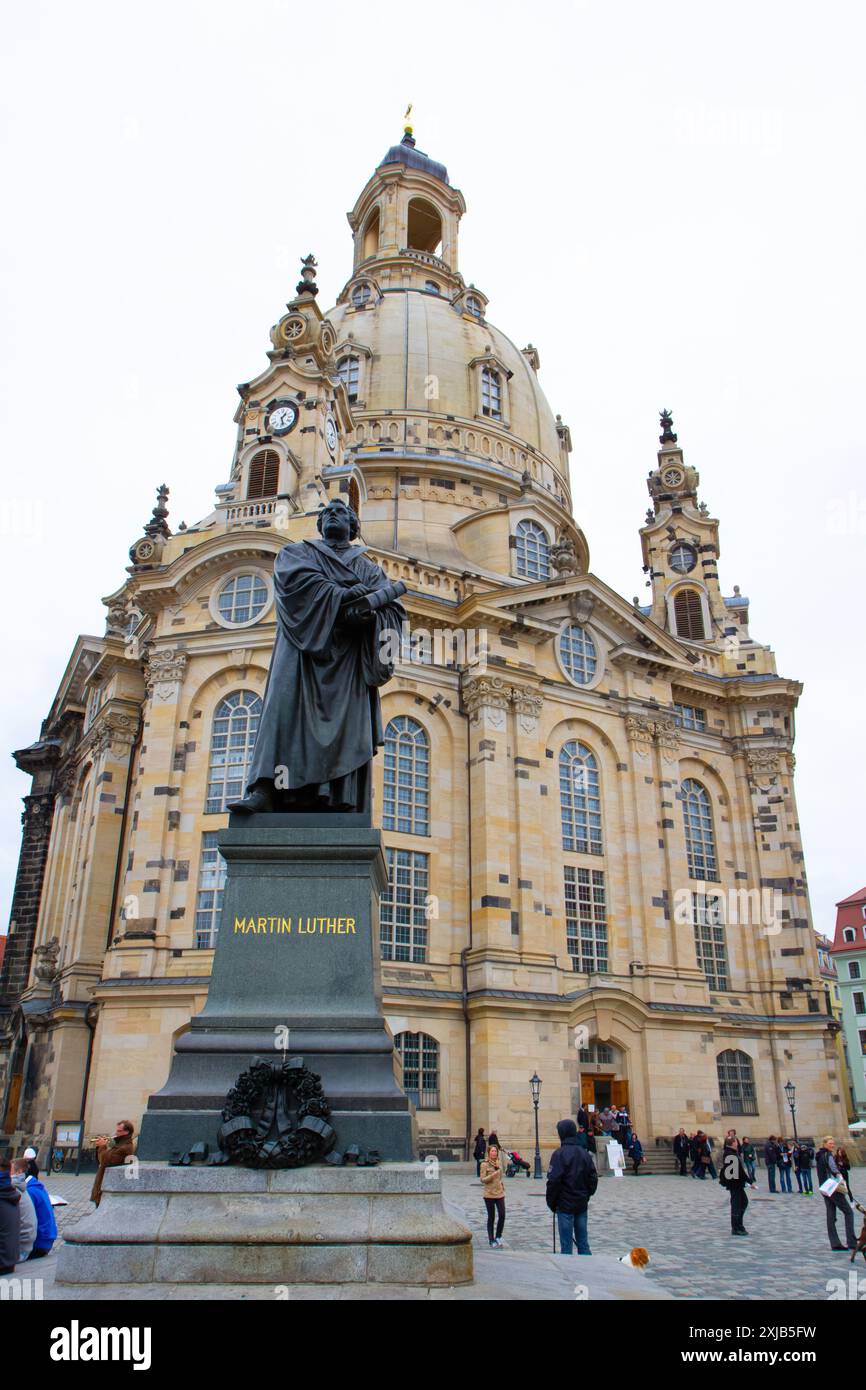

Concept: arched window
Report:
left=682, top=779, right=718, bottom=881
left=383, top=717, right=429, bottom=835
left=406, top=198, right=442, bottom=254
left=717, top=1049, right=757, bottom=1115
left=352, top=282, right=372, bottom=308
left=347, top=477, right=361, bottom=518
left=559, top=741, right=602, bottom=854
left=843, top=928, right=856, bottom=943
left=336, top=354, right=360, bottom=403
left=247, top=449, right=280, bottom=500
left=424, top=279, right=440, bottom=294
left=205, top=690, right=262, bottom=813
left=515, top=519, right=550, bottom=580
left=362, top=208, right=380, bottom=260
left=481, top=366, right=502, bottom=420
left=674, top=588, right=706, bottom=640
left=559, top=624, right=598, bottom=685
left=465, top=295, right=483, bottom=319
left=395, top=1031, right=440, bottom=1109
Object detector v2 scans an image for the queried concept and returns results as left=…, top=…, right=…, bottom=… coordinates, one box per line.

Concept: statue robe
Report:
left=245, top=538, right=405, bottom=809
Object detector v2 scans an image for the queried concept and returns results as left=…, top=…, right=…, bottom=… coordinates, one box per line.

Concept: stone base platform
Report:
left=54, top=1163, right=473, bottom=1288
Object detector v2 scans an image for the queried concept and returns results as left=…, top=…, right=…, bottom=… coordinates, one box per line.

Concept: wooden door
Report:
left=580, top=1077, right=595, bottom=1108
left=612, top=1080, right=629, bottom=1109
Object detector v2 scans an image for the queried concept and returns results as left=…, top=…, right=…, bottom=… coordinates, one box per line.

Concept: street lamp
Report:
left=784, top=1079, right=799, bottom=1144
left=530, top=1072, right=543, bottom=1179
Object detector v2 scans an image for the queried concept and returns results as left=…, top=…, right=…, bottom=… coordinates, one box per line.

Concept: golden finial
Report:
left=404, top=102, right=413, bottom=137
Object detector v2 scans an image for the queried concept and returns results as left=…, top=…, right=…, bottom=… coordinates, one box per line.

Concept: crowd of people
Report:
left=0, top=1119, right=136, bottom=1277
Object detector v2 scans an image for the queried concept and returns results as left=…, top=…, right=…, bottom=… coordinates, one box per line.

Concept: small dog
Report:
left=851, top=1200, right=866, bottom=1265
left=619, top=1247, right=650, bottom=1269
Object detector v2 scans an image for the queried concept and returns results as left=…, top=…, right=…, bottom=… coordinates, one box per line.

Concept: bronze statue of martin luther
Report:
left=228, top=497, right=407, bottom=815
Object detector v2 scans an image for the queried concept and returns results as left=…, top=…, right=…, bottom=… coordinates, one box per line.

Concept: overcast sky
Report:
left=1, top=0, right=863, bottom=942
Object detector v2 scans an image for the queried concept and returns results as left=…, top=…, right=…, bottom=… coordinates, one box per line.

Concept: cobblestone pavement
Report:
left=440, top=1167, right=866, bottom=1301
left=32, top=1166, right=866, bottom=1302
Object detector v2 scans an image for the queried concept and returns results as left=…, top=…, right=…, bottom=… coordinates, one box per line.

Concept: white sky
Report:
left=1, top=0, right=864, bottom=941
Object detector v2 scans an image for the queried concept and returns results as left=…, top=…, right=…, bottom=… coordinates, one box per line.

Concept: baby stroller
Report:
left=506, top=1149, right=531, bottom=1177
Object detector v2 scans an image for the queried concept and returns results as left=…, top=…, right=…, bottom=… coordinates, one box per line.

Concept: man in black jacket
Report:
left=546, top=1118, right=599, bottom=1255
left=673, top=1127, right=690, bottom=1176
left=719, top=1132, right=754, bottom=1236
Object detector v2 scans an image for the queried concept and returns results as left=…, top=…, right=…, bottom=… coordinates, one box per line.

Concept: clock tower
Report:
left=220, top=255, right=353, bottom=524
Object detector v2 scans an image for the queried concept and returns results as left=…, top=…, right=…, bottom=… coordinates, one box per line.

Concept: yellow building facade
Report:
left=0, top=129, right=848, bottom=1161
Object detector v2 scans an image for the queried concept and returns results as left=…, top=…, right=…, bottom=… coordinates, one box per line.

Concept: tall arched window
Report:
left=362, top=208, right=380, bottom=260
left=247, top=449, right=280, bottom=500
left=559, top=741, right=602, bottom=854
left=383, top=717, right=430, bottom=835
left=205, top=690, right=263, bottom=813
left=481, top=366, right=502, bottom=419
left=717, top=1049, right=757, bottom=1115
left=336, top=354, right=360, bottom=403
left=395, top=1031, right=440, bottom=1109
left=673, top=588, right=706, bottom=640
left=682, top=778, right=718, bottom=881
left=406, top=198, right=442, bottom=254
left=515, top=519, right=550, bottom=580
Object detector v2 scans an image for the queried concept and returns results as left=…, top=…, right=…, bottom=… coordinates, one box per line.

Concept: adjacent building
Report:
left=0, top=125, right=847, bottom=1160
left=829, top=887, right=866, bottom=1120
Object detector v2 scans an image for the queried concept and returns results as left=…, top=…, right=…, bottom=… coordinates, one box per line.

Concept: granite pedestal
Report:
left=55, top=1164, right=473, bottom=1287
left=137, top=816, right=417, bottom=1161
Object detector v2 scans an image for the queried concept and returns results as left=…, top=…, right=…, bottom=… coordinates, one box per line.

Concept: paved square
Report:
left=28, top=1165, right=866, bottom=1301
left=440, top=1166, right=866, bottom=1301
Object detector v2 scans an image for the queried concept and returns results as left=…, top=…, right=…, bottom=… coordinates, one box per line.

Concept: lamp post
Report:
left=783, top=1079, right=799, bottom=1144
left=530, top=1072, right=543, bottom=1179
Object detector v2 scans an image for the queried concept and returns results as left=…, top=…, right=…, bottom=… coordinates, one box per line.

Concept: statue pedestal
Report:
left=55, top=1164, right=473, bottom=1288
left=137, top=817, right=416, bottom=1161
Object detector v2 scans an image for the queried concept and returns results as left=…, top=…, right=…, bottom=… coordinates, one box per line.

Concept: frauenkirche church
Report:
left=0, top=125, right=846, bottom=1161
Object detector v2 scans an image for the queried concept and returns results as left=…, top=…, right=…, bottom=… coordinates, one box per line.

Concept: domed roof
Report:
left=378, top=136, right=449, bottom=187
left=326, top=288, right=562, bottom=466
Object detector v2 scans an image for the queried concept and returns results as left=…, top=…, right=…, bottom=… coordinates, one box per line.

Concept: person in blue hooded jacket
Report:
left=24, top=1163, right=57, bottom=1258
left=546, top=1118, right=598, bottom=1255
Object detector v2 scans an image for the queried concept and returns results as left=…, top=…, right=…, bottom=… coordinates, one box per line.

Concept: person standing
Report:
left=546, top=1119, right=598, bottom=1255
left=764, top=1135, right=780, bottom=1193
left=90, top=1120, right=136, bottom=1207
left=693, top=1131, right=711, bottom=1179
left=479, top=1143, right=506, bottom=1247
left=577, top=1104, right=589, bottom=1134
left=719, top=1132, right=753, bottom=1236
left=816, top=1136, right=857, bottom=1252
left=0, top=1161, right=21, bottom=1276
left=473, top=1128, right=487, bottom=1178
left=673, top=1127, right=690, bottom=1176
left=795, top=1140, right=814, bottom=1195
left=740, top=1136, right=756, bottom=1184
left=705, top=1134, right=718, bottom=1180
left=629, top=1131, right=644, bottom=1176
left=777, top=1139, right=793, bottom=1193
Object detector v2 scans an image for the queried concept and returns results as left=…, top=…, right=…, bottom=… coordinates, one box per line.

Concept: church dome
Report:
left=325, top=288, right=564, bottom=472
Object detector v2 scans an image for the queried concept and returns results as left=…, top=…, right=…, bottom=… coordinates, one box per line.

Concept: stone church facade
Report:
left=0, top=127, right=846, bottom=1161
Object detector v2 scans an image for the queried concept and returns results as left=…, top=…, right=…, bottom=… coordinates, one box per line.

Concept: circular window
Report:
left=559, top=624, right=598, bottom=686
left=216, top=573, right=269, bottom=626
left=670, top=542, right=697, bottom=574
left=352, top=282, right=372, bottom=308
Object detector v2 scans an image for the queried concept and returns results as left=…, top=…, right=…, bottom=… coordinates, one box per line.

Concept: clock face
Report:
left=670, top=542, right=697, bottom=574
left=325, top=416, right=338, bottom=453
left=268, top=403, right=298, bottom=436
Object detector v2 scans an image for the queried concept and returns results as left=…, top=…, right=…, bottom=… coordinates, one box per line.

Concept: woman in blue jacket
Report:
left=629, top=1132, right=644, bottom=1175
left=24, top=1165, right=57, bottom=1258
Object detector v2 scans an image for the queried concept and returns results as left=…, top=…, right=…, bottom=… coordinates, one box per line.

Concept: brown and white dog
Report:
left=619, top=1247, right=650, bottom=1269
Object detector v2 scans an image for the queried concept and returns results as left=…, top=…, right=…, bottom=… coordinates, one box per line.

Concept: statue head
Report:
left=317, top=497, right=360, bottom=543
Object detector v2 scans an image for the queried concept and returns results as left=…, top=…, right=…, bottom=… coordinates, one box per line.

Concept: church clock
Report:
left=266, top=400, right=299, bottom=436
